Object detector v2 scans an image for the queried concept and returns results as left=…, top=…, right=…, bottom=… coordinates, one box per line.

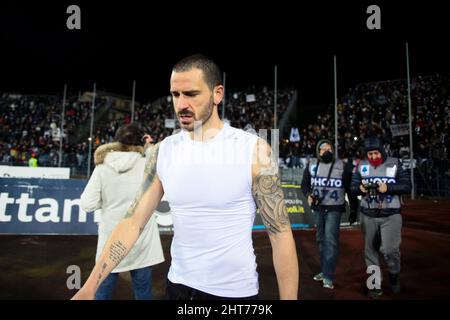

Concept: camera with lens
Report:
left=363, top=182, right=379, bottom=200
left=310, top=194, right=322, bottom=207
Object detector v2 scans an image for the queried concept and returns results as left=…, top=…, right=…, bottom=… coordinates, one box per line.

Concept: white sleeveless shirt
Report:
left=157, top=123, right=259, bottom=297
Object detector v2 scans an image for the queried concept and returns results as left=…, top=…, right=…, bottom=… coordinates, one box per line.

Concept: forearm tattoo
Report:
left=95, top=241, right=127, bottom=287
left=253, top=173, right=291, bottom=234
left=125, top=143, right=160, bottom=219
left=96, top=262, right=108, bottom=286
left=108, top=241, right=127, bottom=267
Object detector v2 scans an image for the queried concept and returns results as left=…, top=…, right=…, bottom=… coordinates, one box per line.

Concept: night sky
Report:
left=0, top=1, right=448, bottom=105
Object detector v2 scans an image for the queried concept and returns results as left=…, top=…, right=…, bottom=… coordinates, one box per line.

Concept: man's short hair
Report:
left=172, top=54, right=222, bottom=91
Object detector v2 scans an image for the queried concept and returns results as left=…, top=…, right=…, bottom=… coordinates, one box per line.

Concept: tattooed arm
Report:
left=252, top=138, right=299, bottom=300
left=72, top=143, right=164, bottom=300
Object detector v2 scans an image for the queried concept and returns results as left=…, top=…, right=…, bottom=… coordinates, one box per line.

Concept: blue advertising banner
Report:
left=0, top=178, right=99, bottom=235
left=0, top=178, right=327, bottom=235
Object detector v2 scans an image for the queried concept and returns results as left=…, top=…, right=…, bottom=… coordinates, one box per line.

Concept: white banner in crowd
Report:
left=164, top=119, right=176, bottom=129
left=401, top=158, right=417, bottom=169
left=0, top=166, right=71, bottom=179
left=245, top=94, right=256, bottom=103
left=390, top=123, right=410, bottom=137
left=290, top=128, right=300, bottom=142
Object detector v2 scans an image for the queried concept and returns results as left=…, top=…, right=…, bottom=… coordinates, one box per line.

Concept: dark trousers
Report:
left=95, top=267, right=153, bottom=300
left=314, top=209, right=342, bottom=281
left=166, top=279, right=259, bottom=300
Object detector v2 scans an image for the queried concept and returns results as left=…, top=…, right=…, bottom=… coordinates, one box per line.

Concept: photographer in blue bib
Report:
left=301, top=139, right=358, bottom=289
left=351, top=136, right=411, bottom=298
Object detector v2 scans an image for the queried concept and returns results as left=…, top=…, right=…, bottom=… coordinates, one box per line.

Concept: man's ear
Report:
left=213, top=85, right=224, bottom=106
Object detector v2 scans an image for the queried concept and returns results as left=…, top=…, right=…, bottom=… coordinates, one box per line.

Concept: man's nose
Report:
left=176, top=95, right=190, bottom=110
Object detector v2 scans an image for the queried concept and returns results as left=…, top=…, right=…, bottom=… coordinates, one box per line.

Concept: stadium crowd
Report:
left=280, top=73, right=450, bottom=177
left=1, top=73, right=449, bottom=178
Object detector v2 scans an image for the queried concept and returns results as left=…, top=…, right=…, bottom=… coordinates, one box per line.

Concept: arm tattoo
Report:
left=125, top=143, right=160, bottom=218
left=95, top=241, right=127, bottom=286
left=96, top=262, right=108, bottom=286
left=253, top=172, right=291, bottom=234
left=108, top=241, right=127, bottom=267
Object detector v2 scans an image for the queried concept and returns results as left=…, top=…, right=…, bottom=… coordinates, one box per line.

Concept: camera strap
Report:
left=322, top=160, right=336, bottom=197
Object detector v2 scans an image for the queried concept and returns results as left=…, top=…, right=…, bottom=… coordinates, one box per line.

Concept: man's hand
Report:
left=143, top=134, right=154, bottom=152
left=71, top=286, right=95, bottom=300
left=377, top=181, right=387, bottom=193
left=308, top=195, right=313, bottom=206
left=360, top=184, right=368, bottom=193
left=143, top=134, right=153, bottom=144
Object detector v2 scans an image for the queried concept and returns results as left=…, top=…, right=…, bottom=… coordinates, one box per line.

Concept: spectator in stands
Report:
left=28, top=153, right=38, bottom=167
left=290, top=142, right=301, bottom=168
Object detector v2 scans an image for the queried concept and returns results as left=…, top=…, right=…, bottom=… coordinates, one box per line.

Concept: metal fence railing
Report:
left=280, top=167, right=303, bottom=185
left=415, top=160, right=450, bottom=199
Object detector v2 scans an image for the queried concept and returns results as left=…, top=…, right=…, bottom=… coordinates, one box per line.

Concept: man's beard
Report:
left=178, top=97, right=214, bottom=132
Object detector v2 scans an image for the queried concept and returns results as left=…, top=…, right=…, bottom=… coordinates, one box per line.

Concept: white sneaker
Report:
left=323, top=278, right=334, bottom=289
left=313, top=272, right=324, bottom=281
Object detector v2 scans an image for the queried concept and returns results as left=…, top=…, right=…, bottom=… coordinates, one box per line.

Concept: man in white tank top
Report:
left=73, top=54, right=299, bottom=300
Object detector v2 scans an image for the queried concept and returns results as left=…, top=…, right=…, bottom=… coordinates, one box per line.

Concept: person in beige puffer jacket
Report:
left=80, top=124, right=164, bottom=300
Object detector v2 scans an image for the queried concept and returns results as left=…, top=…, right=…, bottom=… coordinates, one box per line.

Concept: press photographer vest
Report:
left=308, top=158, right=345, bottom=206
left=358, top=157, right=401, bottom=210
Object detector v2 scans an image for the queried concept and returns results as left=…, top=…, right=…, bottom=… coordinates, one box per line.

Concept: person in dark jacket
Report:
left=301, top=139, right=358, bottom=289
left=351, top=136, right=411, bottom=298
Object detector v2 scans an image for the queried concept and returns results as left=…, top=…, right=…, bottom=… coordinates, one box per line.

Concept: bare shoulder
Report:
left=252, top=138, right=276, bottom=178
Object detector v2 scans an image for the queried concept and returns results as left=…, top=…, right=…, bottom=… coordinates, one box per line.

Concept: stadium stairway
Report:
left=71, top=97, right=113, bottom=144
